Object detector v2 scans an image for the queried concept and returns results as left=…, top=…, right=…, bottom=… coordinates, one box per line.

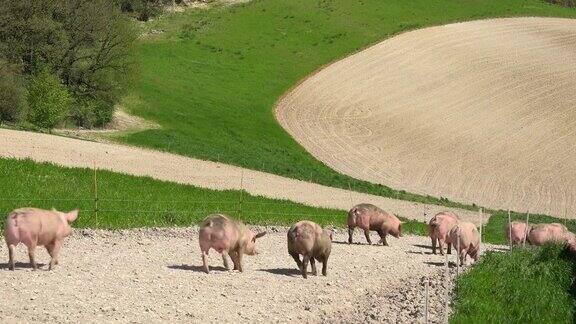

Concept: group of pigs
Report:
left=4, top=204, right=574, bottom=277
left=506, top=221, right=576, bottom=251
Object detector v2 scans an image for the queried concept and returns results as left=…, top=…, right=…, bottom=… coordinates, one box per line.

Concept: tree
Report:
left=0, top=60, right=26, bottom=122
left=0, top=0, right=137, bottom=128
left=27, top=67, right=71, bottom=129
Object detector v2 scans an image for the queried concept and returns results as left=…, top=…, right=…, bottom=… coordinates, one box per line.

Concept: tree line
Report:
left=0, top=0, right=176, bottom=130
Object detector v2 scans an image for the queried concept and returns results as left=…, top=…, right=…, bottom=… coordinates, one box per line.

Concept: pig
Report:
left=505, top=221, right=531, bottom=246
left=527, top=223, right=570, bottom=246
left=449, top=221, right=480, bottom=266
left=287, top=220, right=332, bottom=279
left=347, top=203, right=403, bottom=246
left=4, top=207, right=78, bottom=271
left=427, top=211, right=459, bottom=255
left=198, top=214, right=266, bottom=273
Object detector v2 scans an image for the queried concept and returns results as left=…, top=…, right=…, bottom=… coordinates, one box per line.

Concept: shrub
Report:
left=545, top=0, right=576, bottom=7
left=71, top=97, right=115, bottom=128
left=0, top=62, right=26, bottom=122
left=26, top=68, right=70, bottom=129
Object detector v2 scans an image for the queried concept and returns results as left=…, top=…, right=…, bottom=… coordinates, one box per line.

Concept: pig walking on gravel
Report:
left=347, top=203, right=402, bottom=246
left=198, top=214, right=266, bottom=273
left=287, top=221, right=332, bottom=279
left=449, top=221, right=480, bottom=266
left=505, top=221, right=531, bottom=246
left=427, top=211, right=459, bottom=255
left=4, top=208, right=79, bottom=271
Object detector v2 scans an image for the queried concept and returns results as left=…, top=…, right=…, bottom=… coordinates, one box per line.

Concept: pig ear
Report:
left=66, top=209, right=79, bottom=222
left=255, top=231, right=267, bottom=239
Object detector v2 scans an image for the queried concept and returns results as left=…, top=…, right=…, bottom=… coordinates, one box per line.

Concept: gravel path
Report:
left=276, top=17, right=576, bottom=218
left=0, top=228, right=496, bottom=323
left=0, top=128, right=486, bottom=224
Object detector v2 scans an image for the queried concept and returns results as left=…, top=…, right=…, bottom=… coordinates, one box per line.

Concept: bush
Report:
left=26, top=68, right=70, bottom=129
left=545, top=0, right=576, bottom=7
left=0, top=62, right=26, bottom=122
left=71, top=98, right=115, bottom=128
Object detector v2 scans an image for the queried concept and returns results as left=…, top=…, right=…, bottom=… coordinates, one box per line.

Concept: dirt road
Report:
left=0, top=128, right=486, bottom=223
left=276, top=17, right=576, bottom=218
left=0, top=228, right=491, bottom=323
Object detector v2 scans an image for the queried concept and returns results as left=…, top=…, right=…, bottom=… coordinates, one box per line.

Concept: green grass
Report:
left=0, top=158, right=426, bottom=233
left=118, top=0, right=576, bottom=210
left=451, top=244, right=576, bottom=323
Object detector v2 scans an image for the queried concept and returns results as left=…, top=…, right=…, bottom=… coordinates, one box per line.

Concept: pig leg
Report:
left=27, top=244, right=38, bottom=271
left=459, top=249, right=467, bottom=266
left=321, top=257, right=328, bottom=276
left=236, top=247, right=244, bottom=272
left=231, top=251, right=240, bottom=271
left=348, top=226, right=354, bottom=244
left=221, top=251, right=230, bottom=270
left=447, top=242, right=452, bottom=254
left=431, top=237, right=437, bottom=254
left=201, top=250, right=210, bottom=274
left=377, top=229, right=388, bottom=246
left=301, top=254, right=310, bottom=279
left=363, top=229, right=372, bottom=245
left=310, top=258, right=318, bottom=276
left=46, top=241, right=60, bottom=270
left=289, top=251, right=303, bottom=272
left=8, top=244, right=15, bottom=271
left=437, top=238, right=445, bottom=255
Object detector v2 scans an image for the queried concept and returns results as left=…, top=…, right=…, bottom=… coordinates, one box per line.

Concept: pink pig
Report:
left=449, top=221, right=480, bottom=266
left=528, top=223, right=570, bottom=246
left=287, top=220, right=332, bottom=279
left=347, top=203, right=403, bottom=246
left=505, top=221, right=531, bottom=246
left=198, top=214, right=266, bottom=273
left=4, top=208, right=78, bottom=271
left=427, top=211, right=459, bottom=255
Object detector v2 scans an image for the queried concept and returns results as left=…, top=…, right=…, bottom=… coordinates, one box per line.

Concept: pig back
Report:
left=199, top=214, right=240, bottom=252
left=288, top=221, right=322, bottom=254
left=6, top=208, right=68, bottom=245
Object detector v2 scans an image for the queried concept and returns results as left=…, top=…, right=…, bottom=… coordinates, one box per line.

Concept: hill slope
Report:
left=276, top=17, right=576, bottom=217
left=121, top=0, right=576, bottom=204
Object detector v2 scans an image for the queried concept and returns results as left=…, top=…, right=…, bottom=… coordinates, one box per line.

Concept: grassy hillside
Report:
left=0, top=158, right=427, bottom=233
left=451, top=244, right=576, bottom=323
left=119, top=0, right=576, bottom=208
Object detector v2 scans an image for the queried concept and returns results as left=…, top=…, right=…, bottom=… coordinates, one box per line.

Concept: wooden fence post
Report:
left=93, top=162, right=99, bottom=227
left=508, top=210, right=512, bottom=250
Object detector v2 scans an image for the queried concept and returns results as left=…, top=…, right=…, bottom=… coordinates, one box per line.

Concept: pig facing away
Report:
left=287, top=220, right=332, bottom=279
left=449, top=221, right=480, bottom=266
left=4, top=208, right=78, bottom=271
left=347, top=203, right=402, bottom=246
left=505, top=221, right=531, bottom=246
left=427, top=211, right=459, bottom=255
left=198, top=214, right=266, bottom=273
left=528, top=223, right=570, bottom=246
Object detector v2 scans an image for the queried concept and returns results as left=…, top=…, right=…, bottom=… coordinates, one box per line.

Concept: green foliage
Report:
left=545, top=0, right=576, bottom=7
left=123, top=0, right=576, bottom=208
left=451, top=244, right=576, bottom=323
left=0, top=61, right=26, bottom=122
left=118, top=0, right=174, bottom=21
left=71, top=97, right=115, bottom=128
left=0, top=0, right=137, bottom=128
left=26, top=68, right=71, bottom=129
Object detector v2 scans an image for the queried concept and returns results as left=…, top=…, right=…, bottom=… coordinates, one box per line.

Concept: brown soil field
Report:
left=276, top=17, right=576, bottom=218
